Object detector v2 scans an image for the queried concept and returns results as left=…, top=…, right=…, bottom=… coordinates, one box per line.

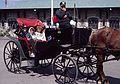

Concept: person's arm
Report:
left=66, top=11, right=73, bottom=20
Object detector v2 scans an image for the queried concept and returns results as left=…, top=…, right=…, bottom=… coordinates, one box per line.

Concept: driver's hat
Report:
left=60, top=1, right=66, bottom=7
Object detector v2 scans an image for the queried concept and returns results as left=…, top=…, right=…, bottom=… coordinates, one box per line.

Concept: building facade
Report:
left=0, top=0, right=120, bottom=29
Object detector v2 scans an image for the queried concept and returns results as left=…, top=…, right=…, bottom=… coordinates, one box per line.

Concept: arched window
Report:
left=88, top=17, right=98, bottom=29
left=109, top=17, right=119, bottom=29
left=7, top=17, right=17, bottom=29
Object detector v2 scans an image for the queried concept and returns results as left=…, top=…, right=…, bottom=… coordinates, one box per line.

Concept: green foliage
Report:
left=0, top=28, right=10, bottom=36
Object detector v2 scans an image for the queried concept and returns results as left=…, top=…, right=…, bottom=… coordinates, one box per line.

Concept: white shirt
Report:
left=33, top=31, right=46, bottom=41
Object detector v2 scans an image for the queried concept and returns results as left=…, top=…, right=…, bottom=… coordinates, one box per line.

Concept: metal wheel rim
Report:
left=77, top=54, right=97, bottom=81
left=52, top=54, right=78, bottom=84
left=3, top=41, right=21, bottom=73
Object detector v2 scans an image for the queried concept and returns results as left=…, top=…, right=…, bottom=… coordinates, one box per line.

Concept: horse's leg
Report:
left=96, top=49, right=109, bottom=84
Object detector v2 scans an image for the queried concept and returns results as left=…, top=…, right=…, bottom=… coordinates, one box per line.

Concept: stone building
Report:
left=0, top=0, right=120, bottom=29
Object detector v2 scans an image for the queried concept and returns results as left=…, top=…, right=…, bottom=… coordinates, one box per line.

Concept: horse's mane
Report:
left=89, top=27, right=112, bottom=46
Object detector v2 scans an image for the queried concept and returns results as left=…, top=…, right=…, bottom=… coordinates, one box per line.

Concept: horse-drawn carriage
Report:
left=3, top=18, right=120, bottom=84
left=3, top=18, right=61, bottom=71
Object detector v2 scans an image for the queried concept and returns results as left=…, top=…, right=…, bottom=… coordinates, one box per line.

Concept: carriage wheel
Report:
left=77, top=53, right=97, bottom=81
left=39, top=58, right=53, bottom=68
left=52, top=54, right=78, bottom=84
left=3, top=41, right=22, bottom=73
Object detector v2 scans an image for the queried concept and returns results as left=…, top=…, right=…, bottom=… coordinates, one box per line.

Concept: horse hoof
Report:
left=97, top=79, right=110, bottom=84
left=97, top=80, right=102, bottom=84
left=104, top=80, right=110, bottom=84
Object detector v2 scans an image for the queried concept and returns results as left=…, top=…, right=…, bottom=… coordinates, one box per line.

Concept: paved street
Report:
left=0, top=37, right=120, bottom=84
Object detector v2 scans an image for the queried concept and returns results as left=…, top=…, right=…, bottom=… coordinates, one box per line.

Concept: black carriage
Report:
left=3, top=18, right=62, bottom=73
left=3, top=18, right=98, bottom=84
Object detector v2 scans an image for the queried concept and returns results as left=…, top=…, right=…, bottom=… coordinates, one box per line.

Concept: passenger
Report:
left=27, top=26, right=46, bottom=41
left=27, top=27, right=35, bottom=40
left=28, top=25, right=47, bottom=58
left=55, top=1, right=74, bottom=44
left=34, top=26, right=46, bottom=41
left=21, top=27, right=28, bottom=38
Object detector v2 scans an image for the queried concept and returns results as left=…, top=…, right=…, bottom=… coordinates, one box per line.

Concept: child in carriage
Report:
left=27, top=24, right=47, bottom=57
left=34, top=26, right=46, bottom=41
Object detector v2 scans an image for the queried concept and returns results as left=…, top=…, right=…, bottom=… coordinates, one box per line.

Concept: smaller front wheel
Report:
left=77, top=53, right=97, bottom=81
left=52, top=54, right=78, bottom=84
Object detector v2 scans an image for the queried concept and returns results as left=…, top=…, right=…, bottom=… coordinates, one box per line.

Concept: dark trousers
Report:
left=59, top=24, right=73, bottom=44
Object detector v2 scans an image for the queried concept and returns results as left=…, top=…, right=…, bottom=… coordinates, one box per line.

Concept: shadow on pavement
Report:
left=107, top=76, right=120, bottom=84
left=20, top=65, right=53, bottom=77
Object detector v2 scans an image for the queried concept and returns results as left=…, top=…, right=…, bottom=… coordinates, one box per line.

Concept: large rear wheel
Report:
left=53, top=54, right=78, bottom=84
left=3, top=41, right=22, bottom=73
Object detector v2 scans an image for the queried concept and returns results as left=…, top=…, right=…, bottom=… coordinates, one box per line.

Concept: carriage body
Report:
left=3, top=18, right=63, bottom=73
left=16, top=18, right=61, bottom=59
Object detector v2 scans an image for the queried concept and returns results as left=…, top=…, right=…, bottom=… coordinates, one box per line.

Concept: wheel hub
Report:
left=11, top=48, right=20, bottom=63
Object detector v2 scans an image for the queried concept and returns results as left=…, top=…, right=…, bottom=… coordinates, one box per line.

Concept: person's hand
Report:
left=56, top=27, right=60, bottom=30
left=62, top=7, right=66, bottom=11
left=64, top=15, right=67, bottom=18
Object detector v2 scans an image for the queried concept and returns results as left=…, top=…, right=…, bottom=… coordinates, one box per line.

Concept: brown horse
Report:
left=89, top=27, right=120, bottom=84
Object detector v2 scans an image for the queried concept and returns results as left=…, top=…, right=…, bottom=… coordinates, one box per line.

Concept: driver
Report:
left=55, top=1, right=73, bottom=44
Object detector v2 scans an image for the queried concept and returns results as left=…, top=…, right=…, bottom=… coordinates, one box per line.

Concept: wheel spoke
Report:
left=67, top=68, right=75, bottom=75
left=58, top=72, right=64, bottom=80
left=91, top=64, right=97, bottom=68
left=82, top=66, right=87, bottom=74
left=5, top=52, right=10, bottom=56
left=5, top=56, right=11, bottom=60
left=46, top=59, right=49, bottom=63
left=89, top=65, right=95, bottom=75
left=12, top=42, right=15, bottom=49
left=87, top=66, right=89, bottom=76
left=66, top=59, right=70, bottom=67
left=55, top=62, right=63, bottom=69
left=66, top=74, right=71, bottom=83
left=10, top=61, right=13, bottom=70
left=6, top=59, right=12, bottom=66
left=9, top=43, right=12, bottom=51
left=6, top=47, right=11, bottom=54
left=43, top=59, right=45, bottom=64
left=12, top=62, right=16, bottom=71
left=57, top=59, right=64, bottom=67
left=15, top=62, right=19, bottom=70
left=40, top=60, right=43, bottom=64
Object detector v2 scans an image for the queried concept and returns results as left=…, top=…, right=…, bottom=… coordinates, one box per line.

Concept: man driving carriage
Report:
left=55, top=1, right=74, bottom=44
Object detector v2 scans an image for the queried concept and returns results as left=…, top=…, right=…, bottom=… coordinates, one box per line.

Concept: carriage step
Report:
left=60, top=44, right=71, bottom=48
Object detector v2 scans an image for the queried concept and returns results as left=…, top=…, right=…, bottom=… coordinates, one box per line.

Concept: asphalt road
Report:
left=0, top=37, right=120, bottom=84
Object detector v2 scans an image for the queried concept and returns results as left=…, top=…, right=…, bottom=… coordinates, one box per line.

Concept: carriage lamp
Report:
left=34, top=9, right=36, bottom=12
left=109, top=8, right=112, bottom=11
